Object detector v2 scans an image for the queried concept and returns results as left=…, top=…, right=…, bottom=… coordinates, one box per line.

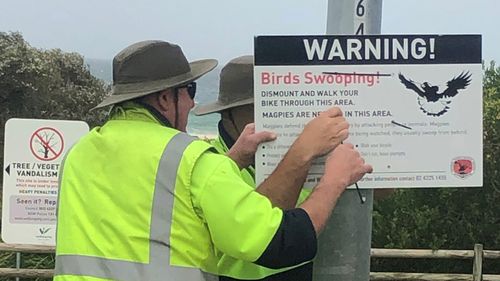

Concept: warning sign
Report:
left=2, top=118, right=89, bottom=245
left=254, top=35, right=483, bottom=189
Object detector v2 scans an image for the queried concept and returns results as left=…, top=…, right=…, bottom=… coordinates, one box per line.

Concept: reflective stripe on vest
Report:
left=55, top=133, right=217, bottom=281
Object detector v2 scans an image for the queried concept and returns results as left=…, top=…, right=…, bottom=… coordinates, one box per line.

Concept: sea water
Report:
left=187, top=67, right=221, bottom=137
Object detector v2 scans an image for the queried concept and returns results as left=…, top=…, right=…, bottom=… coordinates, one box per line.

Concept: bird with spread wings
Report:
left=398, top=72, right=472, bottom=116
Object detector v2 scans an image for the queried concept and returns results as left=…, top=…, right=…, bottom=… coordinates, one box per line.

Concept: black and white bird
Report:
left=398, top=72, right=472, bottom=116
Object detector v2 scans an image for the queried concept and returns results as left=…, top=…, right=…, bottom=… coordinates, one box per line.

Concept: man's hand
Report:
left=227, top=123, right=276, bottom=169
left=291, top=107, right=349, bottom=162
left=321, top=143, right=373, bottom=196
left=300, top=143, right=372, bottom=234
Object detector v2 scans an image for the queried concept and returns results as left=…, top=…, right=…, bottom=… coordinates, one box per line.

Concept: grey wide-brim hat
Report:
left=193, top=55, right=254, bottom=116
left=93, top=40, right=217, bottom=109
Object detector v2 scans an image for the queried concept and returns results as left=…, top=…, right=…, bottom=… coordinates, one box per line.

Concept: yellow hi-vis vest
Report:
left=210, top=136, right=311, bottom=206
left=209, top=135, right=313, bottom=279
left=55, top=108, right=218, bottom=280
left=210, top=135, right=255, bottom=186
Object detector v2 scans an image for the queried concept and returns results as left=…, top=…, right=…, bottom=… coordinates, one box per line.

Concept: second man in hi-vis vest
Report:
left=55, top=40, right=372, bottom=281
left=194, top=55, right=314, bottom=280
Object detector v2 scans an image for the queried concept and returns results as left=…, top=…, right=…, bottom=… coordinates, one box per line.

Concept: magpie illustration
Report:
left=398, top=72, right=472, bottom=116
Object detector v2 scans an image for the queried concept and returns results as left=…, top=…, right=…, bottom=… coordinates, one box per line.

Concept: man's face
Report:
left=174, top=87, right=195, bottom=132
left=231, top=104, right=254, bottom=134
left=162, top=83, right=195, bottom=132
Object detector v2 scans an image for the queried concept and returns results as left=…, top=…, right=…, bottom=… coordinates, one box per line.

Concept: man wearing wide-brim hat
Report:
left=195, top=55, right=314, bottom=203
left=194, top=55, right=255, bottom=182
left=93, top=40, right=218, bottom=131
left=54, top=40, right=372, bottom=281
left=195, top=55, right=316, bottom=280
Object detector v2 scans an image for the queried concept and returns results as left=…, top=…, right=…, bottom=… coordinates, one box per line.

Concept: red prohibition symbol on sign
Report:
left=29, top=127, right=64, bottom=161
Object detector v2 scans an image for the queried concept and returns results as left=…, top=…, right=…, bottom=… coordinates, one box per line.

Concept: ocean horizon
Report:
left=86, top=58, right=222, bottom=137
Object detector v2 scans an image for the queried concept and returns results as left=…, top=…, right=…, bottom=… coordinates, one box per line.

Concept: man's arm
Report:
left=256, top=143, right=372, bottom=268
left=300, top=143, right=373, bottom=234
left=192, top=152, right=316, bottom=269
left=193, top=135, right=371, bottom=270
left=228, top=107, right=349, bottom=209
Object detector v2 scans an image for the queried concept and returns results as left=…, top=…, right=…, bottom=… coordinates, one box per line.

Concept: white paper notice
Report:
left=254, top=35, right=482, bottom=189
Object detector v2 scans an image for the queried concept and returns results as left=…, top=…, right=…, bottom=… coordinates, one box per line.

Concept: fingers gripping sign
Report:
left=322, top=143, right=373, bottom=192
left=294, top=106, right=350, bottom=159
left=228, top=123, right=277, bottom=169
left=320, top=106, right=343, bottom=118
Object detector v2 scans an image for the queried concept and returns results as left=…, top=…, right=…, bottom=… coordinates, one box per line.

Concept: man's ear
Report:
left=156, top=89, right=172, bottom=113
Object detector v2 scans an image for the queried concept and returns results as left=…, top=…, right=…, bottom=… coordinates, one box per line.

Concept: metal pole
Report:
left=313, top=1, right=382, bottom=280
left=16, top=252, right=21, bottom=281
left=326, top=0, right=382, bottom=36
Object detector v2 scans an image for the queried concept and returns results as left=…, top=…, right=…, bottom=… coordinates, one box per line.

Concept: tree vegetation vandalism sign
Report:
left=254, top=35, right=482, bottom=189
left=2, top=118, right=89, bottom=245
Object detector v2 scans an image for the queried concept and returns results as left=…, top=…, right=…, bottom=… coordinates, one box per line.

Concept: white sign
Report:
left=254, top=35, right=482, bottom=189
left=2, top=118, right=89, bottom=245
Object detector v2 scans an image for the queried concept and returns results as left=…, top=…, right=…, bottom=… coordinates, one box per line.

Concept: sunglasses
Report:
left=175, top=82, right=197, bottom=99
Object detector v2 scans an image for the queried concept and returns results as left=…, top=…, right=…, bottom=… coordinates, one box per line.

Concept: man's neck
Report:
left=218, top=120, right=236, bottom=149
left=109, top=101, right=174, bottom=128
left=135, top=100, right=174, bottom=128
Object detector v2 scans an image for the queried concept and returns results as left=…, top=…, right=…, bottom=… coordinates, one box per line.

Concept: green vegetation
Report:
left=0, top=32, right=108, bottom=281
left=0, top=32, right=108, bottom=182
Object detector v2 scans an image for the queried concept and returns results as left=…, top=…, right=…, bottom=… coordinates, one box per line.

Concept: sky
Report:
left=0, top=0, right=499, bottom=65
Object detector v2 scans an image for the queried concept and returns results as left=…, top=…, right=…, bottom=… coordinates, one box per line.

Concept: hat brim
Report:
left=92, top=59, right=217, bottom=109
left=193, top=97, right=254, bottom=116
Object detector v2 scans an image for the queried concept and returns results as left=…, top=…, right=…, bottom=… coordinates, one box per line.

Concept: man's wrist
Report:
left=288, top=140, right=315, bottom=165
left=316, top=178, right=347, bottom=198
left=226, top=150, right=246, bottom=169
